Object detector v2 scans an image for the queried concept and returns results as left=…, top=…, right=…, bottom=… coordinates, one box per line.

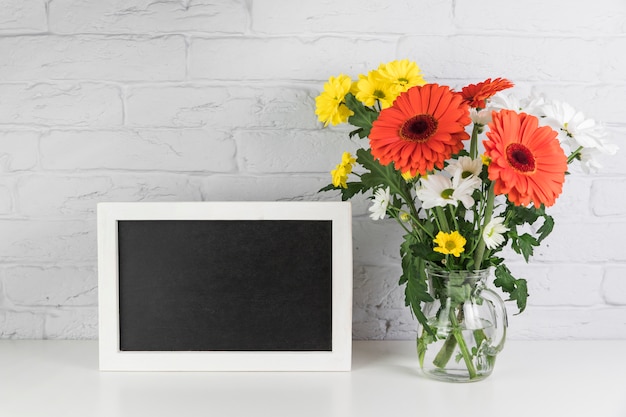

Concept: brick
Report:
left=352, top=311, right=386, bottom=340
left=202, top=174, right=330, bottom=202
left=517, top=221, right=626, bottom=263
left=189, top=37, right=398, bottom=81
left=45, top=307, right=98, bottom=339
left=591, top=179, right=626, bottom=217
left=4, top=266, right=97, bottom=307
left=454, top=0, right=626, bottom=35
left=0, top=0, right=47, bottom=34
left=0, top=83, right=123, bottom=127
left=354, top=265, right=404, bottom=310
left=0, top=219, right=95, bottom=263
left=0, top=131, right=39, bottom=172
left=508, top=306, right=626, bottom=339
left=236, top=129, right=362, bottom=173
left=507, top=263, right=604, bottom=307
left=40, top=129, right=236, bottom=172
left=398, top=35, right=626, bottom=83
left=126, top=85, right=319, bottom=129
left=529, top=84, right=626, bottom=125
left=0, top=310, right=45, bottom=338
left=50, top=0, right=248, bottom=34
left=352, top=218, right=405, bottom=267
left=0, top=35, right=186, bottom=81
left=602, top=267, right=626, bottom=305
left=17, top=173, right=203, bottom=217
left=0, top=183, right=12, bottom=214
left=547, top=177, right=592, bottom=221
left=251, top=0, right=454, bottom=35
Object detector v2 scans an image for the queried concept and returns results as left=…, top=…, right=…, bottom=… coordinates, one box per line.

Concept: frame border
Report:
left=97, top=201, right=352, bottom=371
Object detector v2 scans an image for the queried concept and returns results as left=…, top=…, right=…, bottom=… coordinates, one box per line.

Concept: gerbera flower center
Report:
left=400, top=114, right=438, bottom=143
left=506, top=143, right=536, bottom=173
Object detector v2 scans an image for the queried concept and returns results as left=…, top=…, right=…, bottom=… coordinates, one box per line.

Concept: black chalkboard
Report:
left=117, top=220, right=333, bottom=352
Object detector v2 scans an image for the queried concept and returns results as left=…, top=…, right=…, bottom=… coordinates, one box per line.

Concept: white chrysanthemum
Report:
left=369, top=187, right=391, bottom=220
left=541, top=100, right=616, bottom=150
left=578, top=146, right=618, bottom=173
left=488, top=92, right=545, bottom=116
left=445, top=156, right=483, bottom=179
left=416, top=172, right=480, bottom=209
left=482, top=217, right=509, bottom=250
left=470, top=108, right=492, bottom=125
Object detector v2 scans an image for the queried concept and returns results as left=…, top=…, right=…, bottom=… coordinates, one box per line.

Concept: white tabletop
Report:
left=1, top=340, right=625, bottom=417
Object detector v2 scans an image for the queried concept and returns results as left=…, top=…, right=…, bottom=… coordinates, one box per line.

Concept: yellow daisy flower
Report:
left=401, top=170, right=417, bottom=182
left=330, top=152, right=356, bottom=188
left=315, top=74, right=354, bottom=126
left=433, top=231, right=467, bottom=257
left=377, top=59, right=426, bottom=96
left=354, top=70, right=395, bottom=109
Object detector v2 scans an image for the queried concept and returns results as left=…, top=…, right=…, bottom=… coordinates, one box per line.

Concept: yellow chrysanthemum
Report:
left=354, top=70, right=396, bottom=109
left=330, top=152, right=356, bottom=188
left=401, top=170, right=417, bottom=182
left=433, top=231, right=466, bottom=258
left=377, top=59, right=426, bottom=96
left=315, top=74, right=354, bottom=126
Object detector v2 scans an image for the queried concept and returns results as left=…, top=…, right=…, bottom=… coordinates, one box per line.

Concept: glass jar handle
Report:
left=481, top=288, right=508, bottom=353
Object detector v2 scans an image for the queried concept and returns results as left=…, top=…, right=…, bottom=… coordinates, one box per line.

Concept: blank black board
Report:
left=117, top=220, right=333, bottom=352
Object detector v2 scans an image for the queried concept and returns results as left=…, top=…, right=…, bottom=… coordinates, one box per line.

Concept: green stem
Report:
left=450, top=309, right=478, bottom=379
left=432, top=333, right=457, bottom=369
left=469, top=123, right=481, bottom=160
left=567, top=145, right=584, bottom=164
left=434, top=206, right=450, bottom=233
left=473, top=181, right=495, bottom=269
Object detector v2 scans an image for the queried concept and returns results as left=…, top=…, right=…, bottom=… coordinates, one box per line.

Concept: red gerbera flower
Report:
left=484, top=109, right=568, bottom=208
left=460, top=78, right=514, bottom=109
left=368, top=84, right=471, bottom=176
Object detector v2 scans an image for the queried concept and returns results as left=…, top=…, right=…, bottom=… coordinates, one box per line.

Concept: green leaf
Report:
left=509, top=279, right=529, bottom=313
left=494, top=264, right=528, bottom=313
left=356, top=148, right=405, bottom=193
left=507, top=202, right=540, bottom=226
left=511, top=232, right=539, bottom=262
left=318, top=182, right=366, bottom=201
left=537, top=213, right=555, bottom=242
left=409, top=241, right=444, bottom=263
left=400, top=234, right=435, bottom=335
left=344, top=93, right=379, bottom=138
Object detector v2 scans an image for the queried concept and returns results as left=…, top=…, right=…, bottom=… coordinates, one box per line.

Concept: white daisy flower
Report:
left=368, top=187, right=391, bottom=220
left=470, top=108, right=492, bottom=125
left=578, top=146, right=618, bottom=173
left=482, top=217, right=509, bottom=250
left=540, top=100, right=618, bottom=172
left=488, top=92, right=545, bottom=116
left=416, top=172, right=480, bottom=209
left=445, top=156, right=483, bottom=179
left=541, top=100, right=612, bottom=150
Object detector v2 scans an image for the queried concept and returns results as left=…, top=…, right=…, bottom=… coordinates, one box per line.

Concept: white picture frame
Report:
left=97, top=201, right=353, bottom=372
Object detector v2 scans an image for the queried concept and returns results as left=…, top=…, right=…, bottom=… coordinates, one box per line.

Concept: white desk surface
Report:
left=1, top=340, right=625, bottom=417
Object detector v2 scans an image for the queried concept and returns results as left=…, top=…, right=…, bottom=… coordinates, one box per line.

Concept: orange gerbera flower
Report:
left=460, top=78, right=514, bottom=109
left=484, top=109, right=568, bottom=208
left=368, top=84, right=471, bottom=176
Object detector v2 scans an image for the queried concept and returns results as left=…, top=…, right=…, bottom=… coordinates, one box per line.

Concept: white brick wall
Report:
left=0, top=0, right=624, bottom=340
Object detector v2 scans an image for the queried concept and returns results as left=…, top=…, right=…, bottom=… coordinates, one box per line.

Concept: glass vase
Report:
left=417, top=265, right=508, bottom=382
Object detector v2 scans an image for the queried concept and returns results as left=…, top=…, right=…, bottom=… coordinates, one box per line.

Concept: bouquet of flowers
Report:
left=315, top=59, right=617, bottom=379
